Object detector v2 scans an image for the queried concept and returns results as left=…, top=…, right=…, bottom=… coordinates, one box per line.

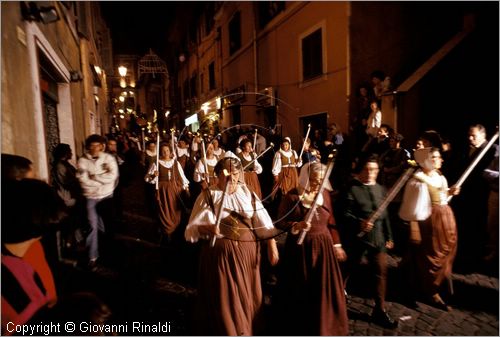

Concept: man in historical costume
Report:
left=342, top=154, right=398, bottom=329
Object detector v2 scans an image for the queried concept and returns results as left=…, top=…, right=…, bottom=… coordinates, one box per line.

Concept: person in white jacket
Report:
left=77, top=134, right=118, bottom=268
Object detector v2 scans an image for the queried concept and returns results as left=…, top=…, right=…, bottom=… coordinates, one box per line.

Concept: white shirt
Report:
left=240, top=153, right=263, bottom=174
left=399, top=170, right=449, bottom=221
left=194, top=157, right=218, bottom=182
left=145, top=159, right=190, bottom=189
left=272, top=149, right=301, bottom=176
left=366, top=109, right=382, bottom=137
left=185, top=184, right=274, bottom=242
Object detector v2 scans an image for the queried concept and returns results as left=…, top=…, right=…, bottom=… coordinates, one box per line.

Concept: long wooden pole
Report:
left=357, top=162, right=417, bottom=238
left=298, top=124, right=312, bottom=164
left=252, top=129, right=258, bottom=153
left=211, top=169, right=231, bottom=247
left=201, top=137, right=210, bottom=184
left=155, top=132, right=160, bottom=190
left=447, top=130, right=499, bottom=202
left=297, top=150, right=336, bottom=245
left=242, top=143, right=274, bottom=171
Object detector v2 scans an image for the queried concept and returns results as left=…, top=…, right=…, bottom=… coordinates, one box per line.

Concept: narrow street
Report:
left=53, top=160, right=499, bottom=336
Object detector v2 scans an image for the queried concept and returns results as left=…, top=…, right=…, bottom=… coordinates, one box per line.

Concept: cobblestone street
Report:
left=54, top=163, right=499, bottom=336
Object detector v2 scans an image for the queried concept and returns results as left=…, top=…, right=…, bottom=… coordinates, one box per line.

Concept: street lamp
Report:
left=118, top=66, right=127, bottom=77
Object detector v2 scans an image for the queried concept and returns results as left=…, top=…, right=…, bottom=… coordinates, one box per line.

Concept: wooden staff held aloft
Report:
left=252, top=129, right=258, bottom=153
left=297, top=150, right=337, bottom=245
left=298, top=124, right=312, bottom=165
left=171, top=128, right=177, bottom=159
left=155, top=131, right=160, bottom=190
left=357, top=160, right=418, bottom=238
left=447, top=129, right=499, bottom=202
left=211, top=169, right=231, bottom=247
left=201, top=136, right=210, bottom=184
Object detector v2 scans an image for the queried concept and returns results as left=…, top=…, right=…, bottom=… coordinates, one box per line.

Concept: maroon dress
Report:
left=156, top=162, right=183, bottom=235
left=276, top=190, right=349, bottom=336
left=238, top=152, right=262, bottom=199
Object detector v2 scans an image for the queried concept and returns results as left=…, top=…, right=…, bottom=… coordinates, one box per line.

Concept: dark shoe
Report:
left=371, top=308, right=399, bottom=329
left=430, top=294, right=452, bottom=312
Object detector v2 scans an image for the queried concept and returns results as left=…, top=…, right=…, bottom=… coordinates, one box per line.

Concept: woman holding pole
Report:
left=399, top=147, right=460, bottom=311
left=185, top=154, right=279, bottom=335
left=145, top=143, right=190, bottom=240
left=238, top=138, right=263, bottom=198
left=275, top=161, right=348, bottom=336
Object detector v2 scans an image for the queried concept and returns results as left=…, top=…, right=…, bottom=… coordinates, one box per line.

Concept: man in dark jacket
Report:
left=342, top=154, right=398, bottom=329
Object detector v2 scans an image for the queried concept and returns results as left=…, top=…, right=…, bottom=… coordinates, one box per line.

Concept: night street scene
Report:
left=2, top=1, right=499, bottom=336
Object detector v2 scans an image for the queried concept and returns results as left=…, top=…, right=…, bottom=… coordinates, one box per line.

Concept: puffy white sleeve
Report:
left=185, top=191, right=216, bottom=242
left=272, top=152, right=281, bottom=176
left=254, top=157, right=263, bottom=174
left=176, top=161, right=190, bottom=189
left=294, top=150, right=302, bottom=168
left=193, top=159, right=205, bottom=182
left=144, top=163, right=157, bottom=184
left=399, top=178, right=432, bottom=221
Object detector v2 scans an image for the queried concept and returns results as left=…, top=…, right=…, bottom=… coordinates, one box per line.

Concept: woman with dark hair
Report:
left=2, top=179, right=67, bottom=334
left=275, top=162, right=348, bottom=335
left=193, top=143, right=218, bottom=190
left=237, top=138, right=263, bottom=198
left=399, top=147, right=460, bottom=311
left=185, top=153, right=279, bottom=335
left=52, top=143, right=85, bottom=258
left=145, top=143, right=190, bottom=240
left=272, top=137, right=301, bottom=198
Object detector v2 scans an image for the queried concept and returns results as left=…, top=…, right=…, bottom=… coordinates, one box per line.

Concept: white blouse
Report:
left=240, top=153, right=263, bottom=174
left=193, top=157, right=219, bottom=182
left=145, top=159, right=190, bottom=189
left=185, top=184, right=274, bottom=242
left=272, top=149, right=301, bottom=176
left=399, top=170, right=448, bottom=221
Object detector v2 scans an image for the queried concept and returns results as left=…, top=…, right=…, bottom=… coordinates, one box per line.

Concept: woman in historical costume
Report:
left=237, top=138, right=263, bottom=199
left=145, top=143, right=190, bottom=238
left=275, top=162, right=349, bottom=336
left=193, top=143, right=219, bottom=190
left=175, top=137, right=191, bottom=171
left=272, top=137, right=301, bottom=198
left=185, top=154, right=279, bottom=335
left=211, top=137, right=225, bottom=160
left=399, top=147, right=460, bottom=311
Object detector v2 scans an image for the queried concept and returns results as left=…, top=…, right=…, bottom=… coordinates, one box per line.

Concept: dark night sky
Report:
left=100, top=2, right=180, bottom=57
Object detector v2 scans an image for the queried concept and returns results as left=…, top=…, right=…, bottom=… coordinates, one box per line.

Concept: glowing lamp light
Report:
left=165, top=110, right=170, bottom=118
left=118, top=66, right=127, bottom=77
left=118, top=96, right=125, bottom=102
left=201, top=103, right=209, bottom=115
left=216, top=96, right=222, bottom=110
left=94, top=65, right=102, bottom=75
left=120, top=78, right=127, bottom=88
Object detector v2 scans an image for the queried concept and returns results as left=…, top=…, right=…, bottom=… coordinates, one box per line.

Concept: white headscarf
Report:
left=414, top=147, right=434, bottom=171
left=298, top=162, right=333, bottom=195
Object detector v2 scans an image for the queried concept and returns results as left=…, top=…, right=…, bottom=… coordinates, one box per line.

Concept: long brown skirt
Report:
left=415, top=204, right=458, bottom=294
left=243, top=171, right=262, bottom=199
left=275, top=167, right=298, bottom=195
left=278, top=229, right=349, bottom=336
left=156, top=180, right=182, bottom=235
left=194, top=239, right=263, bottom=336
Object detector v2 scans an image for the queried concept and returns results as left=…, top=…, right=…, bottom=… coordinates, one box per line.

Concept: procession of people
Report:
left=2, top=118, right=498, bottom=336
